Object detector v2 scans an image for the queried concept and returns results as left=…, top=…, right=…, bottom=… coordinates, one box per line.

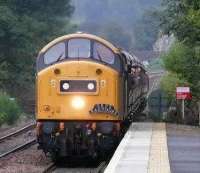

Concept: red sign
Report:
left=176, top=87, right=192, bottom=100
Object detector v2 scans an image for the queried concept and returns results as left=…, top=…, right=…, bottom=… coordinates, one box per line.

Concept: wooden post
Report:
left=182, top=99, right=185, bottom=123
left=198, top=101, right=200, bottom=126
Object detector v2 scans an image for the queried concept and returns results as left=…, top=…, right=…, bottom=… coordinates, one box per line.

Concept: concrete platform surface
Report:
left=167, top=124, right=200, bottom=173
left=104, top=123, right=170, bottom=173
left=105, top=123, right=200, bottom=173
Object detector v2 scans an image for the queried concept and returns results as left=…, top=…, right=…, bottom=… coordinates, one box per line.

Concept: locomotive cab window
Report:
left=68, top=38, right=91, bottom=58
left=37, top=36, right=122, bottom=72
left=93, top=42, right=115, bottom=64
left=44, top=42, right=66, bottom=65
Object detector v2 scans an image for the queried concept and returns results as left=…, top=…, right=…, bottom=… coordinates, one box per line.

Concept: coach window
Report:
left=68, top=39, right=91, bottom=58
left=44, top=42, right=65, bottom=65
left=93, top=42, right=115, bottom=64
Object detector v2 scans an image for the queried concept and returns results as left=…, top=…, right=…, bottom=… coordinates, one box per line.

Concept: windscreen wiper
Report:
left=96, top=50, right=103, bottom=61
left=55, top=52, right=64, bottom=63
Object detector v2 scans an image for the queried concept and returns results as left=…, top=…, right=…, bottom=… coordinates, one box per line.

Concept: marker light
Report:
left=87, top=82, right=94, bottom=90
left=59, top=122, right=65, bottom=131
left=36, top=122, right=43, bottom=136
left=71, top=96, right=85, bottom=109
left=62, top=82, right=70, bottom=90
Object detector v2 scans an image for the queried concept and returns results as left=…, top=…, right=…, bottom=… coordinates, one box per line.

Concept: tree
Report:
left=160, top=0, right=200, bottom=46
left=134, top=10, right=161, bottom=50
left=160, top=72, right=186, bottom=98
left=159, top=0, right=200, bottom=124
left=100, top=22, right=133, bottom=50
left=0, top=0, right=75, bottom=112
left=160, top=0, right=200, bottom=100
left=162, top=42, right=200, bottom=99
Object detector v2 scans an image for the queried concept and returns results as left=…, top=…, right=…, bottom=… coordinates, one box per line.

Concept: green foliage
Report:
left=148, top=89, right=171, bottom=122
left=0, top=1, right=75, bottom=111
left=134, top=10, right=161, bottom=50
left=160, top=73, right=186, bottom=98
left=161, top=42, right=200, bottom=100
left=99, top=22, right=133, bottom=50
left=162, top=42, right=194, bottom=75
left=0, top=93, right=21, bottom=125
left=160, top=0, right=200, bottom=46
left=159, top=0, right=200, bottom=124
left=0, top=112, right=6, bottom=126
left=159, top=0, right=200, bottom=101
left=148, top=112, right=162, bottom=122
left=147, top=58, right=164, bottom=71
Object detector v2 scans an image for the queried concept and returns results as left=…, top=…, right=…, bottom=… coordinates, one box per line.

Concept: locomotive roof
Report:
left=39, top=32, right=120, bottom=55
left=121, top=50, right=145, bottom=69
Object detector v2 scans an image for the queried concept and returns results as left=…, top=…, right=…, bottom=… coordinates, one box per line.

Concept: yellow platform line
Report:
left=148, top=123, right=171, bottom=173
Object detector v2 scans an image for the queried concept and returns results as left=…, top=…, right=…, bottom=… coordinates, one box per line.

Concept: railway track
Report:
left=43, top=161, right=107, bottom=173
left=0, top=122, right=35, bottom=142
left=0, top=138, right=36, bottom=158
left=0, top=123, right=36, bottom=159
left=43, top=163, right=57, bottom=173
left=95, top=161, right=107, bottom=173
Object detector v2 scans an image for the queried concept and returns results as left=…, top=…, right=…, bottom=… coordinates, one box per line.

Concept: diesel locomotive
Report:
left=36, top=32, right=149, bottom=160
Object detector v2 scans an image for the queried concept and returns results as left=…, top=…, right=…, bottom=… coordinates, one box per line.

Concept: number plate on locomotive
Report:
left=89, top=104, right=119, bottom=116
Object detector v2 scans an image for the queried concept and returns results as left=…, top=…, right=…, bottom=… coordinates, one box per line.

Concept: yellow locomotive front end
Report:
left=37, top=60, right=122, bottom=121
left=36, top=33, right=125, bottom=159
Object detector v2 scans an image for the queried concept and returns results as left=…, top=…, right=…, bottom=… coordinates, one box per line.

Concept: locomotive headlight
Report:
left=87, top=82, right=95, bottom=90
left=71, top=96, right=85, bottom=109
left=62, top=82, right=70, bottom=90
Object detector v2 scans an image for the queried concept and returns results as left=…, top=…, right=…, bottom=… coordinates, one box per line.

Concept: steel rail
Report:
left=42, top=161, right=107, bottom=173
left=0, top=123, right=36, bottom=143
left=0, top=138, right=36, bottom=159
left=42, top=163, right=57, bottom=173
left=147, top=71, right=165, bottom=75
left=96, top=161, right=107, bottom=173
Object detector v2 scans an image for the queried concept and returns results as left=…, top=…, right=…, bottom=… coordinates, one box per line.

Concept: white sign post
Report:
left=198, top=102, right=200, bottom=126
left=176, top=87, right=191, bottom=123
left=182, top=99, right=185, bottom=122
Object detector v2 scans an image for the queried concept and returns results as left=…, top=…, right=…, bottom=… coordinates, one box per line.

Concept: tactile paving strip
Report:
left=148, top=123, right=171, bottom=173
left=105, top=123, right=153, bottom=173
left=104, top=123, right=171, bottom=173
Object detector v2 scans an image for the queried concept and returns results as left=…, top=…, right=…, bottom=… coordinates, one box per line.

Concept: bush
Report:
left=0, top=93, right=21, bottom=125
left=148, top=112, right=162, bottom=122
left=160, top=73, right=186, bottom=98
left=0, top=112, right=6, bottom=125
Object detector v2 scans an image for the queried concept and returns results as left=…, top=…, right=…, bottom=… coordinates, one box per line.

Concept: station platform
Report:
left=105, top=123, right=171, bottom=173
left=105, top=122, right=200, bottom=173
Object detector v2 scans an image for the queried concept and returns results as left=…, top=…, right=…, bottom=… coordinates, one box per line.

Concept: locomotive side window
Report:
left=44, top=42, right=65, bottom=64
left=93, top=42, right=115, bottom=64
left=68, top=39, right=91, bottom=58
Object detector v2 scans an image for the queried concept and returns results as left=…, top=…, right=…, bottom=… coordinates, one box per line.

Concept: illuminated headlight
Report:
left=87, top=82, right=95, bottom=90
left=71, top=96, right=85, bottom=109
left=60, top=80, right=96, bottom=92
left=62, top=82, right=70, bottom=90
